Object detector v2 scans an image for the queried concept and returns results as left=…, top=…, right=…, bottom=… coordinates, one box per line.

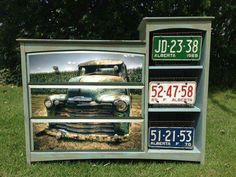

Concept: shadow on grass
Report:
left=209, top=96, right=236, bottom=116
left=32, top=159, right=200, bottom=166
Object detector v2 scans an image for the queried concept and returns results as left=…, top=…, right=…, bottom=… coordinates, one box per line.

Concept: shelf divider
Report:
left=148, top=106, right=201, bottom=112
left=148, top=145, right=201, bottom=154
left=149, top=65, right=203, bottom=70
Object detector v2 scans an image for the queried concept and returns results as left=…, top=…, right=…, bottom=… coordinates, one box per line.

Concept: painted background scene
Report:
left=29, top=51, right=144, bottom=84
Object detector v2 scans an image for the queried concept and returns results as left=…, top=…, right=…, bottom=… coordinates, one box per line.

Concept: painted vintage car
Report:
left=44, top=60, right=131, bottom=139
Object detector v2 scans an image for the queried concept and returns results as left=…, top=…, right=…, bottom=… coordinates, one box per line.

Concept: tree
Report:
left=206, top=0, right=236, bottom=87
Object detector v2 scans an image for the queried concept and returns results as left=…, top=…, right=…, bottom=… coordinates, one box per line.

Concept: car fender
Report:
left=96, top=94, right=130, bottom=105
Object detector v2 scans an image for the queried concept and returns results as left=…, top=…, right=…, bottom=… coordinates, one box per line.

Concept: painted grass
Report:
left=0, top=86, right=235, bottom=177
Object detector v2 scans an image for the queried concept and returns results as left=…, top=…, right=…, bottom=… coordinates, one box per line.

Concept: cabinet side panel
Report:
left=20, top=43, right=31, bottom=164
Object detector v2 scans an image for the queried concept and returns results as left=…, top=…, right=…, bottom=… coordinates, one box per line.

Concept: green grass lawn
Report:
left=0, top=85, right=235, bottom=177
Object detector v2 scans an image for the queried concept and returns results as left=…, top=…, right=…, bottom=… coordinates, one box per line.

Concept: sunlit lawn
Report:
left=0, top=85, right=235, bottom=177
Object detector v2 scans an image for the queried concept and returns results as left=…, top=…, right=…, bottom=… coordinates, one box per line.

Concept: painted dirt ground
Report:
left=33, top=122, right=142, bottom=151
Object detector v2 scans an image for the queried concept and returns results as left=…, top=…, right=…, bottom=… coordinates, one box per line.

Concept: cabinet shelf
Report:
left=148, top=106, right=201, bottom=113
left=149, top=65, right=203, bottom=70
left=146, top=146, right=201, bottom=161
left=30, top=146, right=201, bottom=162
left=148, top=145, right=200, bottom=153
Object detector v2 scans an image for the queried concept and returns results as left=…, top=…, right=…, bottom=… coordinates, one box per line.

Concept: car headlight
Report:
left=54, top=99, right=60, bottom=106
left=114, top=100, right=128, bottom=112
left=44, top=99, right=53, bottom=108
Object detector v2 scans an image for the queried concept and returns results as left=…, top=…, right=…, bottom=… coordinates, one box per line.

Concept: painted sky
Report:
left=29, top=51, right=144, bottom=74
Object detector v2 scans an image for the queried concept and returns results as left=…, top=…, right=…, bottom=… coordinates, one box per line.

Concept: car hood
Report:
left=96, top=94, right=130, bottom=104
left=69, top=75, right=126, bottom=83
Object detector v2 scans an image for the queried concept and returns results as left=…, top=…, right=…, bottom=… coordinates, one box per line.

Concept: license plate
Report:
left=149, top=127, right=194, bottom=149
left=152, top=36, right=202, bottom=61
left=149, top=81, right=196, bottom=105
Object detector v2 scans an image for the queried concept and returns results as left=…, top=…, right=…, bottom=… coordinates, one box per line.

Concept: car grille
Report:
left=49, top=123, right=116, bottom=135
left=56, top=103, right=114, bottom=117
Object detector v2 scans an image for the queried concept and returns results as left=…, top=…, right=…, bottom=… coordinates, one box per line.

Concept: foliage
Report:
left=30, top=71, right=78, bottom=83
left=206, top=0, right=236, bottom=88
left=30, top=68, right=142, bottom=83
left=0, top=65, right=21, bottom=85
left=128, top=68, right=142, bottom=83
left=0, top=0, right=235, bottom=87
left=128, top=68, right=142, bottom=94
left=31, top=88, right=67, bottom=95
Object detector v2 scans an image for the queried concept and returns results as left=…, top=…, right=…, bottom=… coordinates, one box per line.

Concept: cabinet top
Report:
left=16, top=39, right=145, bottom=44
left=138, top=16, right=214, bottom=30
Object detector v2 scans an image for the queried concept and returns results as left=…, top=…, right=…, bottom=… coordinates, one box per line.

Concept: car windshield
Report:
left=79, top=65, right=121, bottom=75
left=67, top=88, right=126, bottom=99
